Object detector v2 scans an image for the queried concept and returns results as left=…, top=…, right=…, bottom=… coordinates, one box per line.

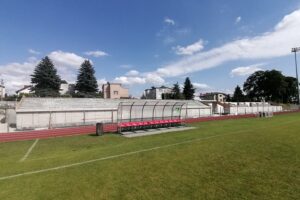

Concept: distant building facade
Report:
left=143, top=86, right=173, bottom=99
left=102, top=82, right=129, bottom=99
left=200, top=92, right=227, bottom=102
left=16, top=83, right=75, bottom=96
left=60, top=83, right=75, bottom=95
left=16, top=85, right=33, bottom=96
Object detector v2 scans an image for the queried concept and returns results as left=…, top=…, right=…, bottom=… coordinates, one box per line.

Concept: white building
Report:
left=16, top=84, right=75, bottom=96
left=200, top=92, right=227, bottom=102
left=16, top=85, right=33, bottom=96
left=143, top=86, right=173, bottom=99
left=60, top=83, right=75, bottom=95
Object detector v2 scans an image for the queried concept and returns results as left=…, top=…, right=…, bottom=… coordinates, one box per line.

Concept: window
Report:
left=114, top=91, right=118, bottom=95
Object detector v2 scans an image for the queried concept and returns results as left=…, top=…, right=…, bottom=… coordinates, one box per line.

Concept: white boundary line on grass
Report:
left=19, top=139, right=39, bottom=162
left=0, top=131, right=246, bottom=181
left=1, top=118, right=298, bottom=181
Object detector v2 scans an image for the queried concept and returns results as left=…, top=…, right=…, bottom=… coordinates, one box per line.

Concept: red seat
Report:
left=118, top=118, right=184, bottom=132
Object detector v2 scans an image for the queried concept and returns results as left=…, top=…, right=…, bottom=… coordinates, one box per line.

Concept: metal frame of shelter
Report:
left=117, top=101, right=187, bottom=123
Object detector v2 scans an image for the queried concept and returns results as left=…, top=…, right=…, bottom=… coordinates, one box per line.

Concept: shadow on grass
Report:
left=88, top=132, right=120, bottom=137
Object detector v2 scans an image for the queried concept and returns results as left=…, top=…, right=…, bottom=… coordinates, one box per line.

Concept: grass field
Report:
left=0, top=113, right=299, bottom=200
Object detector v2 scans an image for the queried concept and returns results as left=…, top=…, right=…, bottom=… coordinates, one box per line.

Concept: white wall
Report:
left=16, top=110, right=118, bottom=130
left=16, top=106, right=212, bottom=130
left=229, top=105, right=282, bottom=115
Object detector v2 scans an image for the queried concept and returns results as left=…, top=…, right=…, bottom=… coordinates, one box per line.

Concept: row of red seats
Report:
left=118, top=119, right=183, bottom=132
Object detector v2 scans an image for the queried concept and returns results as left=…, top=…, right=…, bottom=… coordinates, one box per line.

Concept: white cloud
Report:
left=0, top=51, right=90, bottom=93
left=49, top=50, right=86, bottom=69
left=28, top=49, right=41, bottom=55
left=97, top=78, right=107, bottom=89
left=144, top=73, right=165, bottom=85
left=48, top=50, right=89, bottom=83
left=126, top=70, right=139, bottom=76
left=84, top=50, right=108, bottom=57
left=230, top=63, right=264, bottom=77
left=164, top=17, right=175, bottom=25
left=193, top=82, right=210, bottom=90
left=173, top=39, right=204, bottom=55
left=150, top=9, right=300, bottom=78
left=114, top=73, right=165, bottom=86
left=119, top=64, right=133, bottom=69
left=114, top=76, right=146, bottom=85
left=0, top=58, right=38, bottom=93
left=163, top=36, right=175, bottom=44
left=235, top=16, right=242, bottom=24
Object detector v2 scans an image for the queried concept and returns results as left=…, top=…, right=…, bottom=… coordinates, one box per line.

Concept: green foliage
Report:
left=243, top=70, right=298, bottom=103
left=225, top=94, right=232, bottom=102
left=172, top=82, right=183, bottom=99
left=183, top=77, right=195, bottom=100
left=75, top=60, right=98, bottom=97
left=3, top=94, right=19, bottom=101
left=284, top=76, right=298, bottom=103
left=31, top=56, right=61, bottom=97
left=232, top=85, right=245, bottom=102
left=161, top=93, right=173, bottom=99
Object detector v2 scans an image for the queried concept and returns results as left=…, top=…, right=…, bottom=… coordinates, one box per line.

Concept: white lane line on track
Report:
left=1, top=131, right=246, bottom=181
left=19, top=139, right=39, bottom=162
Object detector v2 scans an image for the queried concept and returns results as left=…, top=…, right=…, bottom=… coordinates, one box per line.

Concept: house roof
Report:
left=145, top=86, right=172, bottom=90
left=200, top=92, right=227, bottom=96
left=16, top=85, right=32, bottom=93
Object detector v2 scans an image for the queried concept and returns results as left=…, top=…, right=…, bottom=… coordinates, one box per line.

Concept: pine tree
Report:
left=183, top=77, right=195, bottom=100
left=31, top=56, right=61, bottom=97
left=75, top=60, right=98, bottom=97
left=172, top=82, right=182, bottom=99
left=232, top=85, right=245, bottom=102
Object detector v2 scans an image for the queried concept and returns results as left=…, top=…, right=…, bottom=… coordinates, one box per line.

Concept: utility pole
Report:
left=291, top=47, right=300, bottom=104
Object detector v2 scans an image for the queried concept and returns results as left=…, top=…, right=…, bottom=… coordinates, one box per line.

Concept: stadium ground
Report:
left=0, top=113, right=299, bottom=200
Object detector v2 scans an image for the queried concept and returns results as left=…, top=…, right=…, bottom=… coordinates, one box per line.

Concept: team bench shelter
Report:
left=117, top=101, right=187, bottom=133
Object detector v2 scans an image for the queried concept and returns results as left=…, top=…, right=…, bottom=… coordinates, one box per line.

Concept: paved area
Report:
left=122, top=126, right=196, bottom=138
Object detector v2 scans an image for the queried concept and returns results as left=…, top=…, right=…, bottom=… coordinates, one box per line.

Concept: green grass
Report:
left=0, top=113, right=299, bottom=200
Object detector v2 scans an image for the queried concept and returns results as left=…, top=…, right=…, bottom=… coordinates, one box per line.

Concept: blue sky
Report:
left=1, top=0, right=300, bottom=96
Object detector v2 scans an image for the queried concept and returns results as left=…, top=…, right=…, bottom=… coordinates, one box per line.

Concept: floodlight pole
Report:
left=292, top=47, right=300, bottom=104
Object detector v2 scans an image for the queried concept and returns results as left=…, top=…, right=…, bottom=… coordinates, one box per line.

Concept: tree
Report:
left=225, top=94, right=232, bottom=102
left=31, top=56, right=61, bottom=97
left=243, top=69, right=297, bottom=103
left=172, top=82, right=182, bottom=99
left=283, top=76, right=298, bottom=103
left=232, top=85, right=245, bottom=102
left=263, top=70, right=286, bottom=102
left=243, top=70, right=265, bottom=101
left=183, top=77, right=195, bottom=100
left=74, top=60, right=98, bottom=97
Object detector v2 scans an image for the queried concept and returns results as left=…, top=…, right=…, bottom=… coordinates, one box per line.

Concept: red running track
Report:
left=0, top=124, right=118, bottom=143
left=1, top=110, right=299, bottom=143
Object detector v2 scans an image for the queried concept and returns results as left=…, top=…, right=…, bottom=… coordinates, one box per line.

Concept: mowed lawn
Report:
left=0, top=113, right=299, bottom=200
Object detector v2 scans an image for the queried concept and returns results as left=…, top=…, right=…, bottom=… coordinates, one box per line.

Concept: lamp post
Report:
left=291, top=47, right=300, bottom=104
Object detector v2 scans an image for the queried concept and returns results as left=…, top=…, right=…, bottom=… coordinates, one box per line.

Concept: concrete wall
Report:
left=16, top=106, right=212, bottom=130
left=17, top=109, right=118, bottom=130
left=227, top=105, right=282, bottom=115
